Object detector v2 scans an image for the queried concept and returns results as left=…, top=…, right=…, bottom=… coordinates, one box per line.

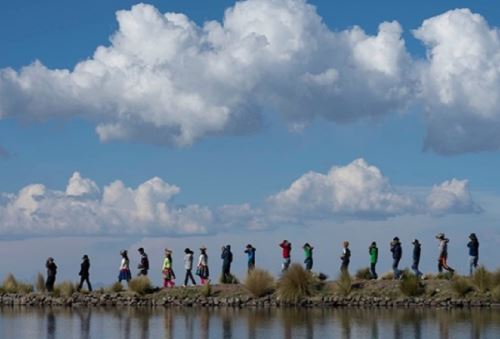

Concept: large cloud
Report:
left=0, top=0, right=411, bottom=146
left=0, top=161, right=482, bottom=236
left=268, top=158, right=481, bottom=220
left=414, top=9, right=500, bottom=154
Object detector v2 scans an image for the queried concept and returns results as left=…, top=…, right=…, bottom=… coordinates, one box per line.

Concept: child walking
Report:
left=162, top=248, right=176, bottom=288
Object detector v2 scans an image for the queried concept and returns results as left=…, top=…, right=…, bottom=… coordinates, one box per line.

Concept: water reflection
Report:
left=0, top=306, right=499, bottom=338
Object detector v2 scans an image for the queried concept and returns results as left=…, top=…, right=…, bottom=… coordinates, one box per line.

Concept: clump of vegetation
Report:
left=128, top=276, right=153, bottom=295
left=35, top=273, right=46, bottom=293
left=381, top=272, right=394, bottom=280
left=201, top=282, right=212, bottom=297
left=53, top=281, right=77, bottom=298
left=491, top=285, right=500, bottom=302
left=451, top=276, right=474, bottom=297
left=108, top=282, right=125, bottom=293
left=244, top=269, right=275, bottom=297
left=491, top=269, right=500, bottom=287
left=472, top=266, right=492, bottom=292
left=219, top=273, right=239, bottom=284
left=1, top=274, right=34, bottom=294
left=355, top=267, right=372, bottom=280
left=399, top=272, right=425, bottom=297
left=436, top=272, right=454, bottom=280
left=335, top=271, right=352, bottom=296
left=277, top=264, right=315, bottom=302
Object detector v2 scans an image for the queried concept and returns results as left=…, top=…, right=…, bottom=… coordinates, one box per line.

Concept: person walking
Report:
left=467, top=233, right=480, bottom=276
left=183, top=248, right=196, bottom=287
left=137, top=247, right=149, bottom=276
left=340, top=241, right=351, bottom=273
left=279, top=240, right=292, bottom=272
left=411, top=239, right=423, bottom=278
left=45, top=257, right=57, bottom=292
left=221, top=245, right=233, bottom=283
left=390, top=237, right=402, bottom=279
left=162, top=249, right=176, bottom=288
left=303, top=243, right=314, bottom=271
left=368, top=241, right=378, bottom=279
left=78, top=254, right=92, bottom=292
left=118, top=250, right=132, bottom=284
left=436, top=233, right=455, bottom=274
left=244, top=244, right=256, bottom=273
left=196, top=246, right=210, bottom=285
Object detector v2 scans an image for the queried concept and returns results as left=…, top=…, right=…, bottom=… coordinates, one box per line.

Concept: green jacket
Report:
left=369, top=246, right=378, bottom=264
left=304, top=246, right=313, bottom=259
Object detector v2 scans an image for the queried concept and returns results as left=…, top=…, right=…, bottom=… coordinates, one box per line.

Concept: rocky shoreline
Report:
left=1, top=292, right=498, bottom=309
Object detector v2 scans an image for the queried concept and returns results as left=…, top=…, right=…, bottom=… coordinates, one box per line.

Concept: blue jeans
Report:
left=282, top=258, right=291, bottom=272
left=370, top=263, right=377, bottom=279
left=470, top=256, right=478, bottom=276
left=412, top=260, right=422, bottom=277
left=392, top=258, right=401, bottom=279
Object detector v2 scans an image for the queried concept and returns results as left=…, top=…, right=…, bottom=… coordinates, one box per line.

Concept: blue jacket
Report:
left=245, top=247, right=256, bottom=263
left=412, top=243, right=421, bottom=263
left=391, top=242, right=402, bottom=260
left=467, top=239, right=479, bottom=256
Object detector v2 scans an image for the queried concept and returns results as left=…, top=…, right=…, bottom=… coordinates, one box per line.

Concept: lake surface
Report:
left=1, top=306, right=499, bottom=339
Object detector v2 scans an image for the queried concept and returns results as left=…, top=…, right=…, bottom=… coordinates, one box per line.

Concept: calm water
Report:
left=0, top=306, right=499, bottom=339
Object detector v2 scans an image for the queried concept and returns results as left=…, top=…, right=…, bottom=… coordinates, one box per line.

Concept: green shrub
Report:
left=35, top=273, right=46, bottom=293
left=244, top=269, right=275, bottom=298
left=277, top=264, right=315, bottom=302
left=472, top=266, right=492, bottom=293
left=108, top=282, right=125, bottom=293
left=1, top=274, right=34, bottom=294
left=451, top=277, right=474, bottom=297
left=355, top=267, right=372, bottom=280
left=201, top=282, right=212, bottom=297
left=53, top=281, right=77, bottom=298
left=335, top=271, right=352, bottom=296
left=491, top=269, right=500, bottom=287
left=399, top=273, right=425, bottom=297
left=437, top=272, right=454, bottom=280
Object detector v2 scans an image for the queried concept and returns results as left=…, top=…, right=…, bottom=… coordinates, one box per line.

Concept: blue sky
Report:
left=1, top=0, right=500, bottom=284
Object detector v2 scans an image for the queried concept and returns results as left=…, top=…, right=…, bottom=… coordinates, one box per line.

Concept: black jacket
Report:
left=79, top=258, right=90, bottom=277
left=391, top=242, right=402, bottom=260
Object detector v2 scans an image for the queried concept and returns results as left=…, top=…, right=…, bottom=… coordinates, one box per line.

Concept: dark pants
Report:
left=370, top=263, right=378, bottom=279
left=412, top=260, right=422, bottom=277
left=304, top=257, right=313, bottom=271
left=222, top=264, right=231, bottom=283
left=392, top=258, right=401, bottom=279
left=248, top=260, right=255, bottom=273
left=78, top=275, right=92, bottom=291
left=341, top=260, right=349, bottom=273
left=184, top=269, right=196, bottom=286
left=138, top=269, right=148, bottom=276
left=46, top=275, right=56, bottom=292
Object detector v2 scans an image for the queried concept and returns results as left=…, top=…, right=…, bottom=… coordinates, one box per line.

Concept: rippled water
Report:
left=1, top=306, right=499, bottom=338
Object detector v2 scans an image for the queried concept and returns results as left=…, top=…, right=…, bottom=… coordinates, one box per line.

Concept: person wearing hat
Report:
left=303, top=243, right=314, bottom=271
left=368, top=241, right=378, bottom=279
left=244, top=244, right=256, bottom=273
left=78, top=254, right=92, bottom=292
left=137, top=247, right=149, bottom=276
left=279, top=240, right=292, bottom=272
left=183, top=248, right=196, bottom=287
left=162, top=248, right=176, bottom=288
left=340, top=241, right=351, bottom=273
left=390, top=237, right=402, bottom=279
left=118, top=250, right=131, bottom=284
left=221, top=245, right=233, bottom=283
left=436, top=233, right=455, bottom=274
left=411, top=240, right=422, bottom=278
left=467, top=233, right=480, bottom=276
left=45, top=257, right=58, bottom=292
left=196, top=246, right=210, bottom=285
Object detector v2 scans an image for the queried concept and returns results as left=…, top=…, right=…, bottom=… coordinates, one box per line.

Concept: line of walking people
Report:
left=42, top=233, right=480, bottom=292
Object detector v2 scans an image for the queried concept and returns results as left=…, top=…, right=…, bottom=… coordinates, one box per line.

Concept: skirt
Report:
left=118, top=269, right=131, bottom=281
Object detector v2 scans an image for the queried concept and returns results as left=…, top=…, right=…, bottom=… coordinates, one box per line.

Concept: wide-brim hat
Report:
left=200, top=245, right=207, bottom=250
left=164, top=248, right=172, bottom=254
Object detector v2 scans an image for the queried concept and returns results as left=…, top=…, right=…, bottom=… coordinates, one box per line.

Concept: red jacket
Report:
left=280, top=242, right=291, bottom=258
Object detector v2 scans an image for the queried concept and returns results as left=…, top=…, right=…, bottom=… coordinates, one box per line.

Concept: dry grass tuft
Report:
left=53, top=281, right=77, bottom=298
left=1, top=274, right=34, bottom=294
left=277, top=264, right=315, bottom=302
left=108, top=281, right=125, bottom=293
left=244, top=269, right=275, bottom=298
left=35, top=273, right=46, bottom=293
left=128, top=276, right=153, bottom=295
left=399, top=272, right=425, bottom=297
left=451, top=276, right=474, bottom=297
left=472, top=266, right=492, bottom=293
left=335, top=271, right=352, bottom=296
left=355, top=267, right=372, bottom=280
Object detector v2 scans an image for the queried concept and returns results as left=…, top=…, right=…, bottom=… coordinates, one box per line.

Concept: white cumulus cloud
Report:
left=268, top=158, right=481, bottom=220
left=0, top=0, right=411, bottom=146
